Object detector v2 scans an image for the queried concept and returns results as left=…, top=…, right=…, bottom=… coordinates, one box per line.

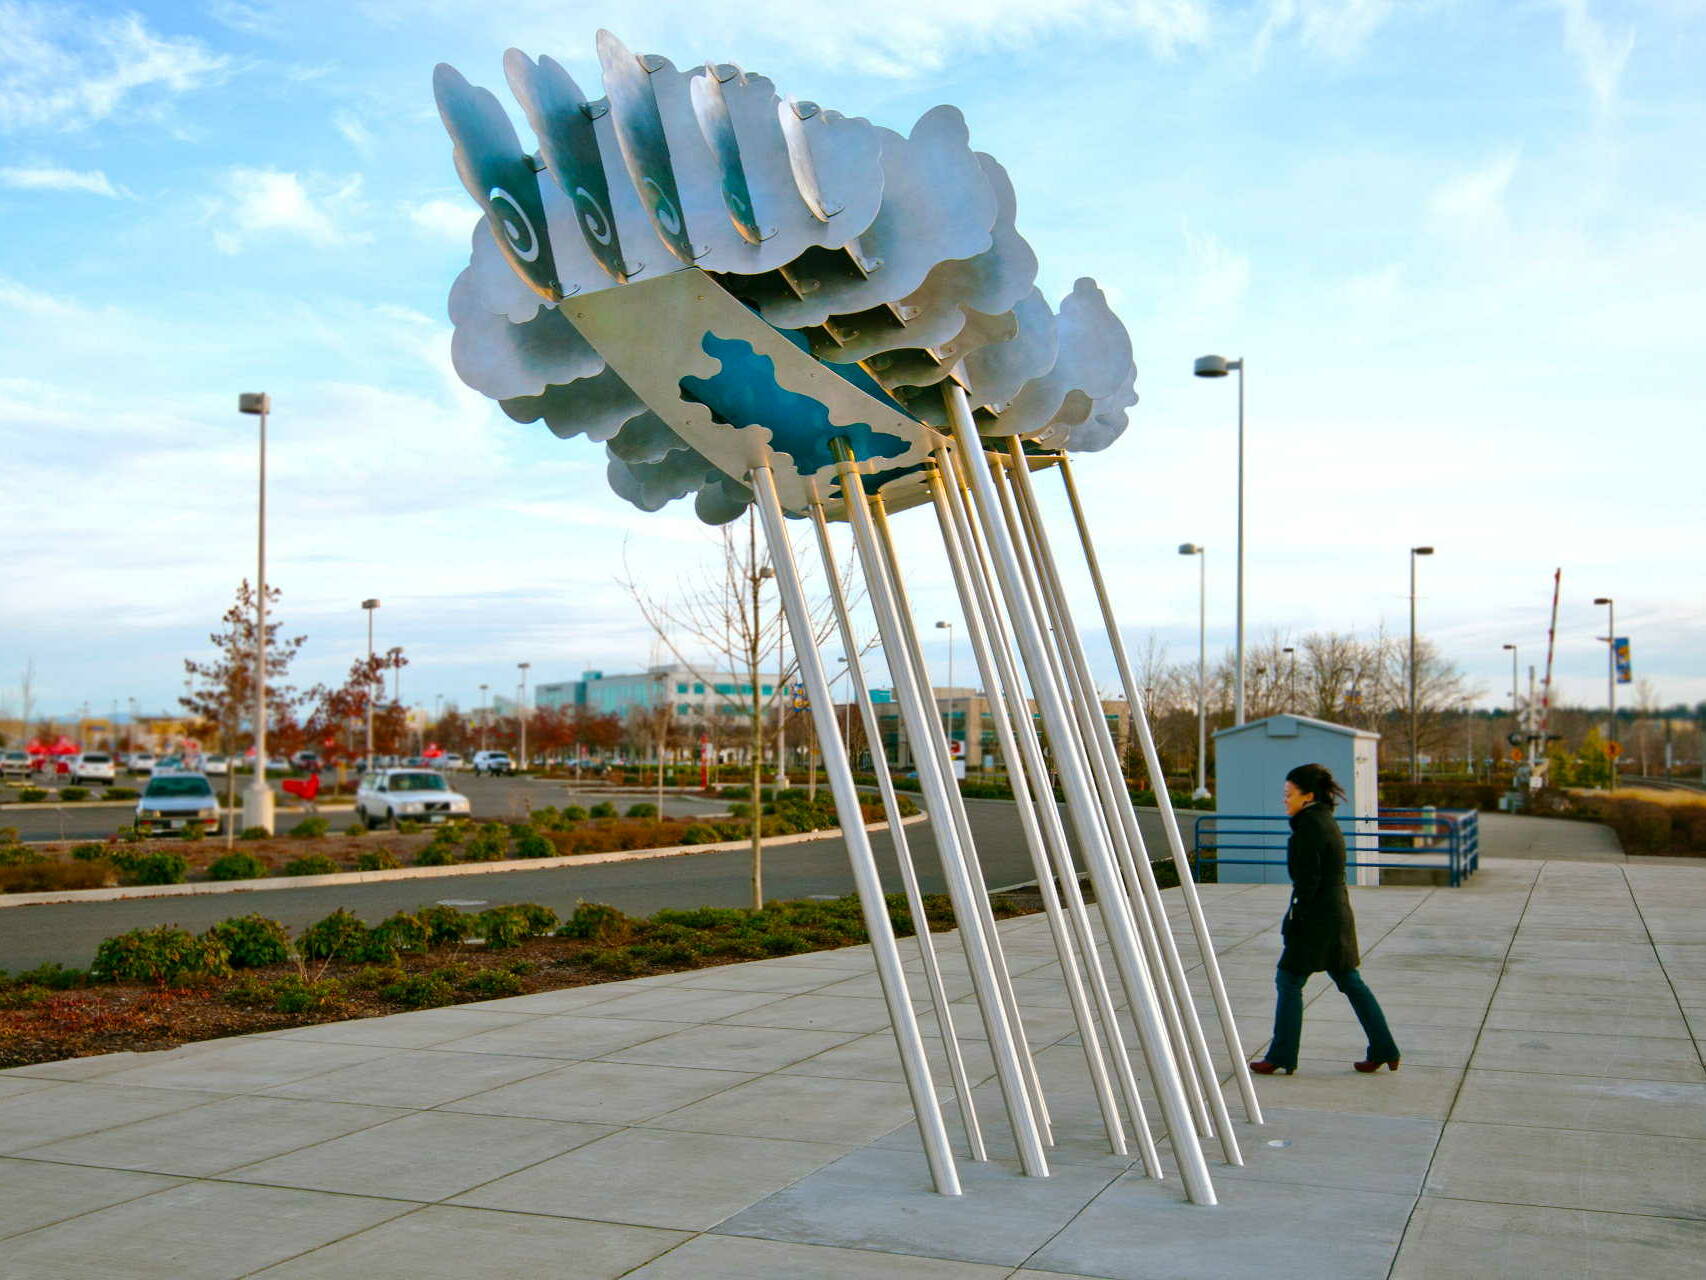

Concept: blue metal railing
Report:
left=1191, top=807, right=1480, bottom=888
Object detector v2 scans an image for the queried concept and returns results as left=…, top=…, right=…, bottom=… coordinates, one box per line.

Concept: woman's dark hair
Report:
left=1285, top=762, right=1346, bottom=807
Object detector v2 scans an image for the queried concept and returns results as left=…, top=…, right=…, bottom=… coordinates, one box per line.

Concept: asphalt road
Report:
left=0, top=775, right=729, bottom=843
left=0, top=799, right=1185, bottom=972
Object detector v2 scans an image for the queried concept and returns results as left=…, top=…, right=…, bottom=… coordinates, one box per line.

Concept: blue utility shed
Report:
left=1212, top=715, right=1380, bottom=885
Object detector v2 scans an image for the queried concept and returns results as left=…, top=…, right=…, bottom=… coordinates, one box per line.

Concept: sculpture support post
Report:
left=806, top=495, right=988, bottom=1163
left=1056, top=455, right=1262, bottom=1125
left=942, top=384, right=1216, bottom=1204
left=833, top=446, right=1050, bottom=1178
left=922, top=463, right=1127, bottom=1157
left=1004, top=447, right=1243, bottom=1163
left=748, top=464, right=961, bottom=1196
left=935, top=450, right=1162, bottom=1177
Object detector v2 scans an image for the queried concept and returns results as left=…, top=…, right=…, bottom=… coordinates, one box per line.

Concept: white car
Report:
left=355, top=769, right=472, bottom=829
left=135, top=772, right=220, bottom=835
left=471, top=750, right=514, bottom=776
left=441, top=753, right=466, bottom=771
left=203, top=755, right=229, bottom=776
left=70, top=752, right=115, bottom=785
left=1, top=750, right=29, bottom=778
left=127, top=752, right=157, bottom=774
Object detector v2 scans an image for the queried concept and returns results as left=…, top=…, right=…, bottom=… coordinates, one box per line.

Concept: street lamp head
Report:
left=935, top=620, right=951, bottom=630
left=1593, top=597, right=1612, bottom=606
left=518, top=661, right=530, bottom=671
left=238, top=392, right=270, bottom=415
left=362, top=598, right=380, bottom=610
left=1282, top=647, right=1295, bottom=656
left=1178, top=542, right=1203, bottom=555
left=1502, top=643, right=1516, bottom=651
left=1193, top=355, right=1241, bottom=378
left=1411, top=546, right=1434, bottom=556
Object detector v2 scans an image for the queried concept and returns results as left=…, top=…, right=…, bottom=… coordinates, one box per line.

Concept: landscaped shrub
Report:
left=107, top=787, right=138, bottom=801
left=118, top=851, right=189, bottom=886
left=60, top=786, right=90, bottom=802
left=10, top=962, right=88, bottom=990
left=555, top=900, right=633, bottom=945
left=208, top=851, right=266, bottom=881
left=69, top=842, right=108, bottom=862
left=16, top=788, right=47, bottom=803
left=297, top=909, right=370, bottom=961
left=354, top=848, right=401, bottom=871
left=369, top=911, right=430, bottom=956
left=459, top=969, right=525, bottom=998
left=562, top=805, right=588, bottom=821
left=180, top=821, right=207, bottom=842
left=239, top=826, right=269, bottom=841
left=462, top=822, right=510, bottom=861
left=0, top=860, right=110, bottom=894
left=625, top=802, right=658, bottom=819
left=581, top=947, right=644, bottom=976
left=91, top=926, right=230, bottom=985
left=0, top=845, right=43, bottom=867
left=415, top=843, right=459, bottom=866
left=395, top=819, right=424, bottom=835
left=379, top=971, right=456, bottom=1008
left=203, top=914, right=292, bottom=968
left=476, top=903, right=555, bottom=949
left=242, top=975, right=344, bottom=1014
left=588, top=801, right=617, bottom=819
left=287, top=817, right=329, bottom=839
left=281, top=854, right=339, bottom=877
left=512, top=829, right=555, bottom=859
left=418, top=904, right=475, bottom=946
left=680, top=823, right=722, bottom=845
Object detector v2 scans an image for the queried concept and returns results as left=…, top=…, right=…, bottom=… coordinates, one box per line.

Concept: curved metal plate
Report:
left=689, top=68, right=764, bottom=245
left=982, top=278, right=1131, bottom=440
left=504, top=50, right=629, bottom=285
left=500, top=364, right=650, bottom=443
left=596, top=29, right=698, bottom=266
left=778, top=99, right=884, bottom=244
left=450, top=290, right=605, bottom=401
left=433, top=63, right=561, bottom=303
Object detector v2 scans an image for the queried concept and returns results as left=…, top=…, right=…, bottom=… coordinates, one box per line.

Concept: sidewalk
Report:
left=0, top=856, right=1701, bottom=1278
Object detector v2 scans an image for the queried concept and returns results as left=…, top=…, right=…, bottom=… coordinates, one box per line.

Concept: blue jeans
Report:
left=1267, top=966, right=1399, bottom=1070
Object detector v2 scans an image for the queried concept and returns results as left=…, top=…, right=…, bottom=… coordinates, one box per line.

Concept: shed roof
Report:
left=1212, top=713, right=1380, bottom=743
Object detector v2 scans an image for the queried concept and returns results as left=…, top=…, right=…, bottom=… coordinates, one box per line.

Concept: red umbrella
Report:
left=422, top=743, right=444, bottom=758
left=49, top=737, right=78, bottom=755
left=25, top=739, right=47, bottom=756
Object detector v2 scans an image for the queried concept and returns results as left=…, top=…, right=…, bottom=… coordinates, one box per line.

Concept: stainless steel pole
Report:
left=937, top=455, right=1161, bottom=1176
left=749, top=464, right=960, bottom=1196
left=1198, top=550, right=1208, bottom=796
left=1607, top=600, right=1617, bottom=791
left=806, top=497, right=988, bottom=1162
left=834, top=446, right=1050, bottom=1178
left=1058, top=457, right=1262, bottom=1125
left=924, top=463, right=1129, bottom=1157
left=248, top=405, right=272, bottom=833
left=942, top=385, right=1215, bottom=1204
left=1235, top=363, right=1246, bottom=726
left=1409, top=552, right=1419, bottom=784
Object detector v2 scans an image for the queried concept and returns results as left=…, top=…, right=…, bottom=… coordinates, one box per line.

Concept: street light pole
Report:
left=237, top=393, right=274, bottom=834
left=1594, top=596, right=1615, bottom=790
left=1283, top=646, right=1296, bottom=712
left=478, top=683, right=489, bottom=751
left=362, top=599, right=380, bottom=768
left=1409, top=546, right=1434, bottom=783
left=935, top=620, right=954, bottom=749
left=1179, top=544, right=1207, bottom=798
left=1194, top=356, right=1246, bottom=723
left=517, top=661, right=531, bottom=771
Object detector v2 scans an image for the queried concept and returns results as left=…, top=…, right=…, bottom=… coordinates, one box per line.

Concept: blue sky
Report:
left=1, top=0, right=1701, bottom=722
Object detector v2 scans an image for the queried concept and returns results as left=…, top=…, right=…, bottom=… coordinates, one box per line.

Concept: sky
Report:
left=0, top=0, right=1702, bottom=724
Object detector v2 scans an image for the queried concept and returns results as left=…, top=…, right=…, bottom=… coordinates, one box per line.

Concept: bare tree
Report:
left=622, top=512, right=847, bottom=908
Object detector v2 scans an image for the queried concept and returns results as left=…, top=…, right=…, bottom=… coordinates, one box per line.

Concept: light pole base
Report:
left=1192, top=786, right=1211, bottom=801
left=240, top=782, right=275, bottom=836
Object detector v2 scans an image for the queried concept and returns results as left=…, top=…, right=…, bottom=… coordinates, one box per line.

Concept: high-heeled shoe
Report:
left=1353, top=1057, right=1400, bottom=1073
left=1248, top=1060, right=1294, bottom=1075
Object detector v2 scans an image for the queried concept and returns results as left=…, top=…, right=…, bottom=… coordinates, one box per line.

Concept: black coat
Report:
left=1278, top=802, right=1361, bottom=975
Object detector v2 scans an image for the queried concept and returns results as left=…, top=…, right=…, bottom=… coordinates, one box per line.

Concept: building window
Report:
left=693, top=683, right=704, bottom=694
left=678, top=703, right=692, bottom=715
left=676, top=683, right=688, bottom=694
left=761, top=684, right=772, bottom=696
left=714, top=683, right=733, bottom=696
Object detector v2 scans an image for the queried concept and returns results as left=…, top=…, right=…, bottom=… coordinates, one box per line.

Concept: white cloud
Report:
left=1555, top=0, right=1637, bottom=114
left=0, top=2, right=230, bottom=132
left=1180, top=222, right=1250, bottom=314
left=407, top=197, right=475, bottom=242
left=1430, top=149, right=1520, bottom=229
left=209, top=167, right=367, bottom=253
left=0, top=164, right=122, bottom=197
left=333, top=110, right=376, bottom=156
left=1252, top=0, right=1402, bottom=64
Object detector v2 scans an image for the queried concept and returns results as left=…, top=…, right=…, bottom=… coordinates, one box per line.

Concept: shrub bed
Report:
left=0, top=891, right=1035, bottom=1067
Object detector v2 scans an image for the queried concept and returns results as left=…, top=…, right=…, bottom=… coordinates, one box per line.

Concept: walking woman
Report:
left=1250, top=762, right=1401, bottom=1075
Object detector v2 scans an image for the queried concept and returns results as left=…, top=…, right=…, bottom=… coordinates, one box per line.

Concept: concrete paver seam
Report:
left=1618, top=863, right=1706, bottom=1075
left=1385, top=858, right=1544, bottom=1280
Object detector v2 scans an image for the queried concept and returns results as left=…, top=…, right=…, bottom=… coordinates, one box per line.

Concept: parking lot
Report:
left=0, top=772, right=732, bottom=843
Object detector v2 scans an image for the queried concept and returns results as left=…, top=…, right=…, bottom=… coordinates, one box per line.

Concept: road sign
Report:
left=1607, top=741, right=1621, bottom=759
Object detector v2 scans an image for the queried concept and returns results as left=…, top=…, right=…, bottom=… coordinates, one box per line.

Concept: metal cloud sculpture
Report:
left=436, top=32, right=1258, bottom=1204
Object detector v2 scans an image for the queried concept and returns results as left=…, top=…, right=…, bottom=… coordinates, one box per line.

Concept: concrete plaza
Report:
left=0, top=855, right=1701, bottom=1278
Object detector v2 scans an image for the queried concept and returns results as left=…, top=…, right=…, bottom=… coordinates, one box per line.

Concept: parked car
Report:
left=442, top=753, right=466, bottom=771
left=134, top=772, right=220, bottom=836
left=354, top=769, right=471, bottom=829
left=291, top=750, right=322, bottom=771
left=127, top=752, right=157, bottom=774
left=1, top=750, right=29, bottom=778
left=471, top=750, right=514, bottom=776
left=155, top=755, right=185, bottom=775
left=70, top=752, right=115, bottom=785
left=203, top=755, right=229, bottom=776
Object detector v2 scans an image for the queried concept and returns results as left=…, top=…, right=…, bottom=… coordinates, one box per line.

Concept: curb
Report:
left=0, top=813, right=931, bottom=909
